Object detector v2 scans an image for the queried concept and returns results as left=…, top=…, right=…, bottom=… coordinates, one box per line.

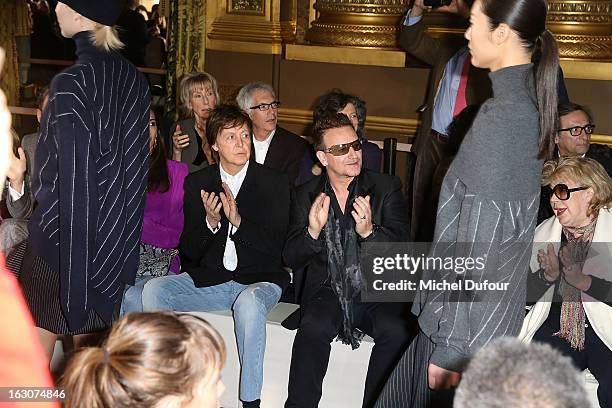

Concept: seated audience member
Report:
left=121, top=110, right=188, bottom=315
left=62, top=312, right=226, bottom=408
left=236, top=82, right=308, bottom=185
left=539, top=102, right=612, bottom=222
left=283, top=113, right=414, bottom=408
left=454, top=337, right=590, bottom=408
left=0, top=88, right=49, bottom=254
left=142, top=105, right=291, bottom=408
left=521, top=157, right=612, bottom=408
left=171, top=72, right=220, bottom=173
left=0, top=50, right=58, bottom=406
left=556, top=103, right=611, bottom=175
left=150, top=4, right=166, bottom=38
left=297, top=89, right=382, bottom=185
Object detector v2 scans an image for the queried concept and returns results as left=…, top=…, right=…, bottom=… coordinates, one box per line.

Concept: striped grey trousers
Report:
left=375, top=331, right=455, bottom=408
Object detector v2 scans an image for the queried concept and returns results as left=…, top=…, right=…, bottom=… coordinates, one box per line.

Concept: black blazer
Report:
left=252, top=126, right=309, bottom=185
left=283, top=170, right=410, bottom=314
left=180, top=161, right=291, bottom=289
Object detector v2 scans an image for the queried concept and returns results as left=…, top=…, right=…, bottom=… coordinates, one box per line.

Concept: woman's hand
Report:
left=428, top=363, right=461, bottom=390
left=7, top=147, right=27, bottom=193
left=537, top=243, right=561, bottom=282
left=559, top=245, right=592, bottom=291
left=172, top=124, right=190, bottom=160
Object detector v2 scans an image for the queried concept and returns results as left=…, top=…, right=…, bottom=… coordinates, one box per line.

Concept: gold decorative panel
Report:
left=228, top=0, right=265, bottom=15
left=547, top=1, right=612, bottom=60
left=306, top=0, right=408, bottom=48
left=207, top=0, right=296, bottom=54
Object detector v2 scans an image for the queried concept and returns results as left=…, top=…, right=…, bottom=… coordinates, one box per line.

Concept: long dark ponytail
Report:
left=480, top=0, right=559, bottom=160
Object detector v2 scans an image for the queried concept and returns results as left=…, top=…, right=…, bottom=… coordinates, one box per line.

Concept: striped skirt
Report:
left=7, top=240, right=109, bottom=335
left=374, top=330, right=455, bottom=408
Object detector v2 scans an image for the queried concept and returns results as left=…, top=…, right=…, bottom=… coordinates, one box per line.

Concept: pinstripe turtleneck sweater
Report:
left=29, top=31, right=150, bottom=331
left=414, top=64, right=543, bottom=371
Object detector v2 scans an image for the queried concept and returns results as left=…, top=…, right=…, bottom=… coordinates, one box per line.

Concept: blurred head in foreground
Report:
left=62, top=312, right=226, bottom=408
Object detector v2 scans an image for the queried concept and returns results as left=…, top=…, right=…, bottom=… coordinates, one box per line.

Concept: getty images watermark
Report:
left=359, top=242, right=612, bottom=303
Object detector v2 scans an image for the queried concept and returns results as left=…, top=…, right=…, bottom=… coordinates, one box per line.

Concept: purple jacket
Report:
left=141, top=160, right=188, bottom=272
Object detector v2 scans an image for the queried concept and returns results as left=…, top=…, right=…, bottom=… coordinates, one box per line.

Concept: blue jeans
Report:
left=120, top=275, right=156, bottom=316
left=141, top=273, right=282, bottom=402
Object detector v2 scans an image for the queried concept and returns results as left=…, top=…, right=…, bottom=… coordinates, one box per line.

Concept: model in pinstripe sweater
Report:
left=375, top=0, right=561, bottom=406
left=19, top=1, right=150, bottom=358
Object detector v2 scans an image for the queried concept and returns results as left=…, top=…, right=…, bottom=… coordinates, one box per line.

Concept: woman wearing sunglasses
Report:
left=521, top=156, right=612, bottom=408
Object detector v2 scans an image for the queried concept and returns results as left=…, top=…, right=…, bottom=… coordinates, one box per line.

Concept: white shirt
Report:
left=252, top=129, right=276, bottom=165
left=206, top=161, right=249, bottom=271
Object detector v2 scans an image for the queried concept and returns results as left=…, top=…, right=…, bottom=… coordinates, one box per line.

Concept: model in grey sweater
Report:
left=376, top=63, right=543, bottom=407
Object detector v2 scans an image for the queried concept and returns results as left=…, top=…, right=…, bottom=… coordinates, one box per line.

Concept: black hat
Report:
left=59, top=0, right=125, bottom=26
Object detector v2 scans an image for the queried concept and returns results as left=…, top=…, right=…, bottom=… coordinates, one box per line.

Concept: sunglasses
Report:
left=321, top=139, right=362, bottom=156
left=557, top=124, right=595, bottom=137
left=546, top=183, right=588, bottom=200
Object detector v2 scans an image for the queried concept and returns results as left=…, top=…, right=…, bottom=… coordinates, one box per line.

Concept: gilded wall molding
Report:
left=547, top=1, right=612, bottom=24
left=278, top=108, right=612, bottom=146
left=206, top=0, right=296, bottom=54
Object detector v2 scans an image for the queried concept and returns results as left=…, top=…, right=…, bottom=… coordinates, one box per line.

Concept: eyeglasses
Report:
left=250, top=101, right=281, bottom=111
left=546, top=183, right=588, bottom=200
left=558, top=124, right=595, bottom=137
left=321, top=139, right=362, bottom=156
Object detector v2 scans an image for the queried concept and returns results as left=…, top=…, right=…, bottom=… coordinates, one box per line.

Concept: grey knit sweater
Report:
left=413, top=63, right=543, bottom=371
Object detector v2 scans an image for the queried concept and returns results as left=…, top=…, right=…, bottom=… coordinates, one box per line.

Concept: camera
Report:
left=423, top=0, right=452, bottom=7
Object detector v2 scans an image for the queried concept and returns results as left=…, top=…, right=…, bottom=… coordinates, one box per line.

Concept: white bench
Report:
left=186, top=302, right=374, bottom=408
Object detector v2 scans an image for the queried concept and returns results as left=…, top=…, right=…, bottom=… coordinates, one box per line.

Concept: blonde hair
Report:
left=90, top=24, right=123, bottom=52
left=542, top=156, right=612, bottom=216
left=179, top=72, right=220, bottom=117
left=62, top=312, right=226, bottom=408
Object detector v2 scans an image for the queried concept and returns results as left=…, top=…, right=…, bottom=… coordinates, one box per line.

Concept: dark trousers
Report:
left=411, top=131, right=448, bottom=241
left=534, top=317, right=612, bottom=408
left=285, top=287, right=415, bottom=408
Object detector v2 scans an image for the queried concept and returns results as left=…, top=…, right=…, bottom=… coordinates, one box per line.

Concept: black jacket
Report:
left=252, top=126, right=309, bottom=185
left=283, top=170, right=410, bottom=327
left=180, top=161, right=291, bottom=289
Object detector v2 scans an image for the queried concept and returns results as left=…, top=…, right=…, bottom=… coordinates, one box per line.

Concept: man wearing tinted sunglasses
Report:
left=283, top=113, right=415, bottom=408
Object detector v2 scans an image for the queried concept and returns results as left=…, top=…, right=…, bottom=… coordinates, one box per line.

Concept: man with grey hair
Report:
left=236, top=82, right=308, bottom=184
left=454, top=337, right=591, bottom=408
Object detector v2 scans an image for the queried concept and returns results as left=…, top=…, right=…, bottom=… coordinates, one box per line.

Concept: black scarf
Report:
left=323, top=179, right=365, bottom=349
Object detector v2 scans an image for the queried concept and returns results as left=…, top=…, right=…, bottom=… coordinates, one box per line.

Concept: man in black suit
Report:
left=236, top=82, right=309, bottom=184
left=142, top=105, right=290, bottom=408
left=283, top=113, right=415, bottom=408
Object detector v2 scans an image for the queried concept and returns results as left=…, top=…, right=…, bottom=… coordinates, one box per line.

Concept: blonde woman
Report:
left=14, top=0, right=151, bottom=360
left=521, top=157, right=612, bottom=408
left=63, top=312, right=226, bottom=408
left=171, top=72, right=220, bottom=173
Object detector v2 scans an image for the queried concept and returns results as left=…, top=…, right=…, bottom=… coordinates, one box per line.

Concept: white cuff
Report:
left=8, top=182, right=25, bottom=200
left=206, top=218, right=220, bottom=233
